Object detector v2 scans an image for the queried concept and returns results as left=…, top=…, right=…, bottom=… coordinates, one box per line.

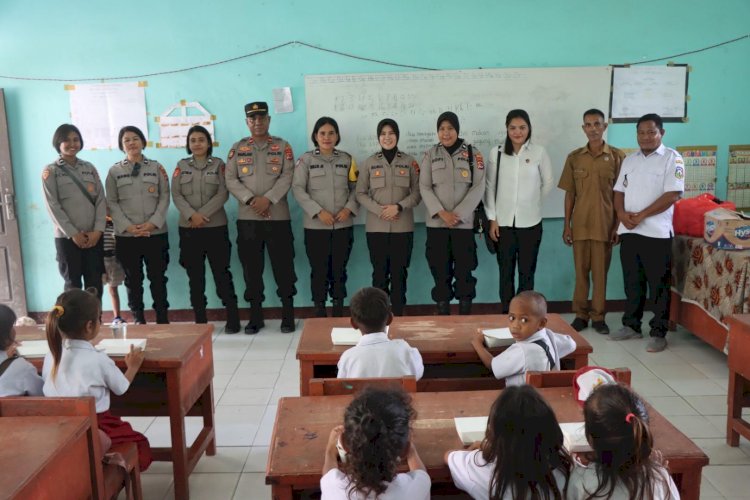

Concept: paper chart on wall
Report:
left=157, top=101, right=215, bottom=148
left=68, top=81, right=148, bottom=150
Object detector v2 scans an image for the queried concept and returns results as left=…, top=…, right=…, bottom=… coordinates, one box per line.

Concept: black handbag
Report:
left=469, top=145, right=498, bottom=254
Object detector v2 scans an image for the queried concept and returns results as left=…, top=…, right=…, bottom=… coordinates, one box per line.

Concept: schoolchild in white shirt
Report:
left=320, top=387, right=430, bottom=499
left=471, top=291, right=575, bottom=386
left=445, top=385, right=572, bottom=499
left=42, top=288, right=152, bottom=471
left=337, top=287, right=424, bottom=380
left=0, top=304, right=43, bottom=397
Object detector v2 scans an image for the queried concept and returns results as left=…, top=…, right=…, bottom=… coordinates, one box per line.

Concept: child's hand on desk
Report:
left=322, top=425, right=345, bottom=474
left=125, top=345, right=145, bottom=369
left=471, top=330, right=486, bottom=349
left=466, top=440, right=482, bottom=451
left=326, top=425, right=344, bottom=452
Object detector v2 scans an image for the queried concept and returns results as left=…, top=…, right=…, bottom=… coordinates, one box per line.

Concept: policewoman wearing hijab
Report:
left=419, top=112, right=485, bottom=315
left=105, top=126, right=171, bottom=324
left=292, top=117, right=358, bottom=318
left=42, top=124, right=106, bottom=298
left=171, top=125, right=240, bottom=333
left=355, top=118, right=421, bottom=316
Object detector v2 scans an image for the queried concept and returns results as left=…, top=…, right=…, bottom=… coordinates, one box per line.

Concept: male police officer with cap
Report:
left=226, top=102, right=297, bottom=334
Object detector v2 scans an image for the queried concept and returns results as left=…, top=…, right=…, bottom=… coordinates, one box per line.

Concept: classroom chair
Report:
left=525, top=367, right=631, bottom=388
left=0, top=396, right=143, bottom=500
left=308, top=376, right=418, bottom=396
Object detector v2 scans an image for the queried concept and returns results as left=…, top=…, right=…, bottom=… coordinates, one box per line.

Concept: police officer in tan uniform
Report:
left=356, top=118, right=421, bottom=316
left=172, top=125, right=240, bottom=333
left=558, top=109, right=624, bottom=335
left=42, top=124, right=106, bottom=298
left=419, top=112, right=485, bottom=315
left=106, top=126, right=171, bottom=324
left=225, top=102, right=297, bottom=334
left=292, top=116, right=358, bottom=318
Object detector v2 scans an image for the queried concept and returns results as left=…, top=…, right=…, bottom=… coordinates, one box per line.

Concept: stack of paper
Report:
left=560, top=422, right=592, bottom=453
left=96, top=338, right=147, bottom=356
left=482, top=327, right=515, bottom=348
left=16, top=340, right=50, bottom=358
left=454, top=416, right=488, bottom=445
left=331, top=328, right=362, bottom=346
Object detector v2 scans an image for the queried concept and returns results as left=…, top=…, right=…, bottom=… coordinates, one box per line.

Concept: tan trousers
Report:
left=572, top=240, right=612, bottom=322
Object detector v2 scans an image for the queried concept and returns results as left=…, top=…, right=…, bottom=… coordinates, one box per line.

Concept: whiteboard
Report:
left=305, top=67, right=612, bottom=219
left=610, top=65, right=688, bottom=122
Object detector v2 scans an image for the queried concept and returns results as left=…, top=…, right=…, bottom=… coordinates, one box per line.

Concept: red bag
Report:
left=673, top=193, right=736, bottom=237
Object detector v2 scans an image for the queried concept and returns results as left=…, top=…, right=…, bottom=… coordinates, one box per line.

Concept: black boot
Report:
left=245, top=302, right=265, bottom=335
left=133, top=310, right=146, bottom=325
left=194, top=308, right=207, bottom=324
left=392, top=303, right=405, bottom=317
left=459, top=300, right=472, bottom=315
left=314, top=302, right=327, bottom=318
left=280, top=299, right=295, bottom=333
left=156, top=309, right=169, bottom=324
left=437, top=301, right=450, bottom=315
left=224, top=304, right=240, bottom=334
left=332, top=299, right=345, bottom=318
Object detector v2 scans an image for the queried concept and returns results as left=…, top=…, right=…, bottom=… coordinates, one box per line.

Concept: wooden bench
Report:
left=308, top=376, right=418, bottom=396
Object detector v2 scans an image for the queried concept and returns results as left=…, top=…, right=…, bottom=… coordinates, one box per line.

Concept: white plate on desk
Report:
left=560, top=422, right=592, bottom=453
left=96, top=339, right=147, bottom=356
left=331, top=328, right=361, bottom=346
left=454, top=416, right=488, bottom=445
left=482, top=327, right=514, bottom=348
left=16, top=340, right=50, bottom=358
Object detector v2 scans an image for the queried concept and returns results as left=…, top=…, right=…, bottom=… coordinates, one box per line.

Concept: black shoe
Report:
left=224, top=321, right=240, bottom=334
left=437, top=301, right=450, bottom=315
left=133, top=310, right=146, bottom=325
left=224, top=305, right=240, bottom=334
left=459, top=300, right=472, bottom=315
left=570, top=317, right=588, bottom=332
left=281, top=299, right=295, bottom=333
left=314, top=302, right=327, bottom=318
left=592, top=320, right=610, bottom=335
left=244, top=320, right=264, bottom=335
left=156, top=310, right=169, bottom=324
left=332, top=299, right=344, bottom=318
left=194, top=309, right=207, bottom=324
left=245, top=302, right=264, bottom=334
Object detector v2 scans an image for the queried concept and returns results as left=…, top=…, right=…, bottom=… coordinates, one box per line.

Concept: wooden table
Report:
left=17, top=324, right=216, bottom=500
left=266, top=388, right=708, bottom=500
left=726, top=315, right=750, bottom=446
left=296, top=314, right=592, bottom=395
left=0, top=416, right=96, bottom=499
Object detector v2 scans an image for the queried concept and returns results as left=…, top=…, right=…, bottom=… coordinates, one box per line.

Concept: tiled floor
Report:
left=128, top=312, right=750, bottom=499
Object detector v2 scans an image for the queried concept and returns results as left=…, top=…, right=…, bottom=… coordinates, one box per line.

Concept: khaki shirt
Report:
left=419, top=142, right=485, bottom=229
left=356, top=150, right=421, bottom=233
left=558, top=143, right=624, bottom=242
left=171, top=156, right=228, bottom=228
left=42, top=158, right=106, bottom=238
left=105, top=158, right=170, bottom=237
left=292, top=149, right=359, bottom=230
left=225, top=135, right=294, bottom=221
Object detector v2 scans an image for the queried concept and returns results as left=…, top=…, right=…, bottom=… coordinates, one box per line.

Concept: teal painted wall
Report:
left=1, top=1, right=748, bottom=312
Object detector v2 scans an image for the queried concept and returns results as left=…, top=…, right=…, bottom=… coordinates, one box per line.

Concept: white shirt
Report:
left=614, top=144, right=684, bottom=239
left=448, top=449, right=568, bottom=500
left=484, top=142, right=554, bottom=228
left=568, top=463, right=680, bottom=499
left=0, top=351, right=44, bottom=397
left=337, top=332, right=424, bottom=380
left=320, top=468, right=431, bottom=500
left=490, top=328, right=576, bottom=386
left=42, top=339, right=130, bottom=413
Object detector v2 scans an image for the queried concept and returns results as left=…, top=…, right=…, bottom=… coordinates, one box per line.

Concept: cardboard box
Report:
left=704, top=208, right=750, bottom=250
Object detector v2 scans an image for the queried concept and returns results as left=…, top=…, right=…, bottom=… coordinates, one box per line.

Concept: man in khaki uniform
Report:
left=558, top=109, right=624, bottom=334
left=225, top=101, right=297, bottom=334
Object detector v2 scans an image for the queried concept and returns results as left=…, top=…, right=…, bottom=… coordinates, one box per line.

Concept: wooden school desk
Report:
left=726, top=315, right=750, bottom=446
left=0, top=416, right=96, bottom=499
left=16, top=324, right=216, bottom=500
left=266, top=388, right=708, bottom=500
left=296, top=314, right=593, bottom=395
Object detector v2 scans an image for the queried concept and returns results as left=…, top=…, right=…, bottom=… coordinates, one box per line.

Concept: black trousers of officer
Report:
left=425, top=228, right=477, bottom=302
left=304, top=227, right=353, bottom=303
left=496, top=222, right=543, bottom=312
left=115, top=233, right=169, bottom=315
left=54, top=237, right=104, bottom=298
left=366, top=232, right=413, bottom=314
left=236, top=220, right=297, bottom=303
left=179, top=226, right=238, bottom=312
left=620, top=233, right=672, bottom=337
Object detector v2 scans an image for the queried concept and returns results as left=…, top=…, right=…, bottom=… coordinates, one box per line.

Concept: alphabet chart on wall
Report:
left=727, top=145, right=750, bottom=210
left=676, top=145, right=716, bottom=198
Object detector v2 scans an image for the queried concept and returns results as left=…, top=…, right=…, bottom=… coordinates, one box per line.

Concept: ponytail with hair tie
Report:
left=625, top=412, right=635, bottom=423
left=52, top=305, right=65, bottom=317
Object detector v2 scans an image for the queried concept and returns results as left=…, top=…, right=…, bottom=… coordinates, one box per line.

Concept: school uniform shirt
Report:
left=225, top=135, right=294, bottom=221
left=292, top=149, right=359, bottom=230
left=420, top=142, right=485, bottom=230
left=614, top=144, right=685, bottom=239
left=490, top=328, right=576, bottom=386
left=171, top=156, right=229, bottom=228
left=320, top=468, right=431, bottom=500
left=484, top=142, right=554, bottom=228
left=337, top=332, right=424, bottom=380
left=105, top=158, right=170, bottom=236
left=356, top=150, right=421, bottom=233
left=447, top=449, right=569, bottom=500
left=42, top=157, right=107, bottom=238
left=42, top=339, right=130, bottom=413
left=0, top=351, right=44, bottom=397
left=568, top=463, right=680, bottom=499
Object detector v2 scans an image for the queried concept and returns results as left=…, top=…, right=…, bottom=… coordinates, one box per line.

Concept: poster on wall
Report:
left=727, top=145, right=750, bottom=210
left=609, top=64, right=689, bottom=123
left=156, top=101, right=216, bottom=148
left=67, top=81, right=148, bottom=150
left=676, top=145, right=716, bottom=198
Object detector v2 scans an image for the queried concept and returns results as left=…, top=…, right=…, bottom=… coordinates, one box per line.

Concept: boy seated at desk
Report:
left=337, top=287, right=424, bottom=380
left=471, top=291, right=575, bottom=386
